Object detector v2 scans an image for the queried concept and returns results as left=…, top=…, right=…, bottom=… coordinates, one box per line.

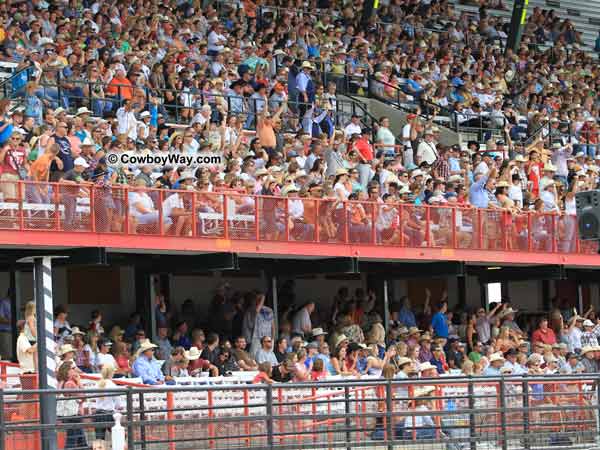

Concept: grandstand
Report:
left=0, top=0, right=600, bottom=449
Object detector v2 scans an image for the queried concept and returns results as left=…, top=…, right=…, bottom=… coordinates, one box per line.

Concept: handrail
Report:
left=0, top=179, right=591, bottom=257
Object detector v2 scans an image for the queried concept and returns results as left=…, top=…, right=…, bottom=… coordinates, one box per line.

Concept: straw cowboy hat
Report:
left=311, top=328, right=328, bottom=337
left=408, top=327, right=422, bottom=335
left=581, top=346, right=595, bottom=356
left=70, top=327, right=85, bottom=336
left=418, top=362, right=437, bottom=372
left=301, top=61, right=315, bottom=70
left=414, top=386, right=436, bottom=397
left=489, top=352, right=505, bottom=363
left=396, top=357, right=412, bottom=368
left=134, top=340, right=158, bottom=358
left=59, top=344, right=76, bottom=357
left=185, top=347, right=201, bottom=361
left=334, top=334, right=349, bottom=349
left=499, top=307, right=518, bottom=318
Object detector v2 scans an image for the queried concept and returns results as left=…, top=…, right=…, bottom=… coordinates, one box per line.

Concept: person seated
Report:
left=128, top=178, right=159, bottom=233
left=252, top=362, right=274, bottom=384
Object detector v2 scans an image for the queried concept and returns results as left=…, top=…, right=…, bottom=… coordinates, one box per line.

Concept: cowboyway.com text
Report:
left=106, top=153, right=222, bottom=167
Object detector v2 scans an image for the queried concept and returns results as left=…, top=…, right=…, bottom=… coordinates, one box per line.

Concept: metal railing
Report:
left=3, top=374, right=600, bottom=450
left=0, top=180, right=595, bottom=256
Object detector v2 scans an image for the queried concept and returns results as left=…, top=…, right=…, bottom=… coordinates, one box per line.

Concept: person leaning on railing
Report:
left=56, top=362, right=88, bottom=450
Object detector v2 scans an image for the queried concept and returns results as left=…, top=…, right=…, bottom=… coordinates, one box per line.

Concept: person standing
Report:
left=242, top=293, right=275, bottom=357
left=296, top=61, right=316, bottom=133
left=292, top=301, right=315, bottom=339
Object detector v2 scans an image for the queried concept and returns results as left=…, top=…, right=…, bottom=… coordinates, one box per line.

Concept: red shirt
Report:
left=355, top=138, right=374, bottom=162
left=531, top=328, right=557, bottom=345
left=1, top=146, right=26, bottom=175
left=252, top=372, right=271, bottom=384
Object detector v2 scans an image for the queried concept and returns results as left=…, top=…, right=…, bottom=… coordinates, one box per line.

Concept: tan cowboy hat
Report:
left=414, top=386, right=436, bottom=397
left=301, top=61, right=314, bottom=70
left=334, top=334, right=349, bottom=349
left=581, top=346, right=595, bottom=356
left=397, top=357, right=412, bottom=368
left=499, top=307, right=518, bottom=318
left=408, top=327, right=422, bottom=335
left=311, top=328, right=328, bottom=337
left=419, top=333, right=432, bottom=342
left=59, top=344, right=76, bottom=357
left=418, top=362, right=437, bottom=372
left=185, top=347, right=201, bottom=361
left=138, top=340, right=158, bottom=353
left=489, top=352, right=505, bottom=363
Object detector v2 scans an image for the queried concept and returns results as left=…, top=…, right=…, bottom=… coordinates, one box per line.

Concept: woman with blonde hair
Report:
left=94, top=365, right=122, bottom=443
left=24, top=301, right=37, bottom=345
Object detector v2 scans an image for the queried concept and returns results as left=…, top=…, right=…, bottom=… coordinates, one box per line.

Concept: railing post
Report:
left=158, top=189, right=164, bottom=236
left=17, top=181, right=24, bottom=230
left=499, top=378, right=508, bottom=450
left=478, top=209, right=483, bottom=249
left=502, top=210, right=508, bottom=251
left=126, top=387, right=135, bottom=450
left=385, top=381, right=393, bottom=450
left=452, top=207, right=458, bottom=248
left=314, top=199, right=320, bottom=243
left=468, top=377, right=476, bottom=450
left=527, top=214, right=533, bottom=252
left=0, top=389, right=5, bottom=450
left=166, top=391, right=175, bottom=450
left=371, top=202, right=377, bottom=245
left=223, top=193, right=229, bottom=240
left=138, top=391, right=147, bottom=450
left=343, top=202, right=349, bottom=243
left=191, top=191, right=197, bottom=238
left=595, top=377, right=600, bottom=446
left=425, top=206, right=431, bottom=247
left=522, top=377, right=530, bottom=450
left=551, top=214, right=557, bottom=253
left=344, top=385, right=351, bottom=450
left=284, top=198, right=290, bottom=242
left=266, top=385, right=274, bottom=450
left=254, top=196, right=260, bottom=241
left=90, top=185, right=96, bottom=232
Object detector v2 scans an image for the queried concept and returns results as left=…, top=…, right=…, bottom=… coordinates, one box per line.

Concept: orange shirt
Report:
left=29, top=152, right=55, bottom=181
left=106, top=77, right=134, bottom=100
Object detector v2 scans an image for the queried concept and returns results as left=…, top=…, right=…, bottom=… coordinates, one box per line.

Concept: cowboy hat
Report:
left=489, top=352, right=505, bottom=363
left=311, top=328, right=328, bottom=337
left=396, top=357, right=412, bottom=368
left=59, top=344, right=76, bottom=357
left=334, top=334, right=349, bottom=349
left=70, top=327, right=85, bottom=336
left=581, top=346, right=595, bottom=356
left=414, top=386, right=436, bottom=397
left=301, top=61, right=314, bottom=70
left=499, top=307, right=518, bottom=318
left=76, top=107, right=92, bottom=116
left=138, top=341, right=158, bottom=353
left=185, top=347, right=201, bottom=361
left=282, top=184, right=299, bottom=195
left=418, top=362, right=437, bottom=372
left=408, top=327, right=422, bottom=335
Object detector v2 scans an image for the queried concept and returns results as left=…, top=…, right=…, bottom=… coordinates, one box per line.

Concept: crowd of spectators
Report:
left=17, top=286, right=600, bottom=385
left=0, top=0, right=596, bottom=247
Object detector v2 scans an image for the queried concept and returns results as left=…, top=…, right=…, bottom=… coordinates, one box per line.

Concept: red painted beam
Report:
left=0, top=230, right=598, bottom=267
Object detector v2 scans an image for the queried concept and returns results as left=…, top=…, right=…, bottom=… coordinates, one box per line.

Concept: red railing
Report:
left=0, top=180, right=595, bottom=255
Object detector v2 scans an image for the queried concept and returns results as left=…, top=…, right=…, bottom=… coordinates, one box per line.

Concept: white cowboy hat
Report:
left=185, top=347, right=201, bottom=361
left=138, top=341, right=158, bottom=353
left=414, top=386, right=436, bottom=397
left=334, top=334, right=349, bottom=348
left=59, top=344, right=76, bottom=357
left=301, top=61, right=314, bottom=70
left=70, top=327, right=85, bottom=336
left=489, top=352, right=505, bottom=363
left=418, top=362, right=437, bottom=372
left=396, top=357, right=412, bottom=368
left=76, top=107, right=92, bottom=116
left=581, top=346, right=595, bottom=356
left=311, top=328, right=328, bottom=337
left=499, top=307, right=518, bottom=318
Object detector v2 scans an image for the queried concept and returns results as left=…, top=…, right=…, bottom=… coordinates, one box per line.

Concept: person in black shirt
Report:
left=271, top=361, right=294, bottom=383
left=274, top=337, right=288, bottom=363
left=445, top=338, right=465, bottom=370
left=154, top=166, right=173, bottom=189
left=200, top=332, right=220, bottom=365
left=214, top=346, right=239, bottom=376
left=61, top=157, right=90, bottom=230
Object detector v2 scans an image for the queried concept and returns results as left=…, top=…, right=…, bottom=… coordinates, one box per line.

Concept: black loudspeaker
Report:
left=576, top=190, right=600, bottom=241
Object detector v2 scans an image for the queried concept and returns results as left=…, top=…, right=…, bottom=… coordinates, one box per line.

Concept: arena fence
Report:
left=0, top=180, right=595, bottom=256
left=2, top=374, right=600, bottom=450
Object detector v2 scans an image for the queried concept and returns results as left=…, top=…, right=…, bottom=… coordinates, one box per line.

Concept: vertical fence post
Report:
left=139, top=392, right=146, bottom=450
left=499, top=378, right=508, bottom=450
left=266, top=385, right=274, bottom=450
left=522, top=377, right=530, bottom=450
left=166, top=391, right=175, bottom=450
left=344, top=385, right=351, bottom=450
left=468, top=377, right=476, bottom=450
left=385, top=381, right=393, bottom=450
left=0, top=389, right=5, bottom=450
left=126, top=387, right=135, bottom=450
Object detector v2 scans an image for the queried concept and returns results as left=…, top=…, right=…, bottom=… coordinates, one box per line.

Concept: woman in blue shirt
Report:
left=24, top=81, right=43, bottom=126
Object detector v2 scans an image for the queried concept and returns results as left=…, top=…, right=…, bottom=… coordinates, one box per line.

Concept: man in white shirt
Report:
left=292, top=302, right=315, bottom=338
left=207, top=23, right=227, bottom=54
left=344, top=115, right=363, bottom=139
left=116, top=100, right=138, bottom=140
left=508, top=173, right=523, bottom=207
left=162, top=174, right=195, bottom=235
left=191, top=105, right=212, bottom=128
left=137, top=111, right=151, bottom=140
left=402, top=114, right=418, bottom=166
left=416, top=129, right=438, bottom=165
